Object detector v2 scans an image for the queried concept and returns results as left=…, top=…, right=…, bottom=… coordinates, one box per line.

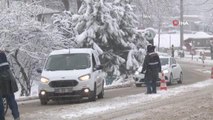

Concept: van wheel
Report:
left=135, top=84, right=142, bottom=87
left=98, top=83, right=104, bottom=99
left=40, top=99, right=48, bottom=105
left=89, top=83, right=97, bottom=101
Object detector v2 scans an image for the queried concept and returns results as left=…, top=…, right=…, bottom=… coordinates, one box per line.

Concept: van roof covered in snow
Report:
left=49, top=48, right=94, bottom=56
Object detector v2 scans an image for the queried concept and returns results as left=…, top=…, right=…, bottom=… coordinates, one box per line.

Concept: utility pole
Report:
left=180, top=0, right=184, bottom=50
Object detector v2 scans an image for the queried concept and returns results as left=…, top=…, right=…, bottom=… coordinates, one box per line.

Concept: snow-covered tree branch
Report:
left=52, top=0, right=148, bottom=76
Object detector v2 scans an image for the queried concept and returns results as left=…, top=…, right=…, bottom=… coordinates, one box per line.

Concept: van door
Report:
left=92, top=54, right=102, bottom=94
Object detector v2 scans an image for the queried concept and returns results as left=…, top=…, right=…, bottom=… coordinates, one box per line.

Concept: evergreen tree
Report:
left=53, top=0, right=148, bottom=76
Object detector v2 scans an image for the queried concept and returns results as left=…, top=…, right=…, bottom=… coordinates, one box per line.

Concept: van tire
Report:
left=89, top=83, right=97, bottom=101
left=98, top=83, right=104, bottom=99
left=40, top=99, right=48, bottom=105
left=135, top=84, right=142, bottom=87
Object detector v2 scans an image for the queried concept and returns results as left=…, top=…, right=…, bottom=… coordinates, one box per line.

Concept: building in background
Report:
left=184, top=32, right=213, bottom=50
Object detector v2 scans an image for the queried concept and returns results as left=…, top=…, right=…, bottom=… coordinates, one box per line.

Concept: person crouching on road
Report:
left=141, top=45, right=161, bottom=94
left=0, top=50, right=20, bottom=120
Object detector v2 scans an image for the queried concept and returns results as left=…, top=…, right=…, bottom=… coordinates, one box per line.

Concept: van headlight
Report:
left=40, top=77, right=49, bottom=83
left=79, top=74, right=90, bottom=81
left=135, top=71, right=139, bottom=75
left=163, top=70, right=169, bottom=74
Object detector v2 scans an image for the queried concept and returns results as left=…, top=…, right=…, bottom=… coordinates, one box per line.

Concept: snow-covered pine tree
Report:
left=72, top=0, right=128, bottom=76
left=111, top=0, right=148, bottom=75
left=53, top=0, right=148, bottom=78
left=52, top=11, right=80, bottom=49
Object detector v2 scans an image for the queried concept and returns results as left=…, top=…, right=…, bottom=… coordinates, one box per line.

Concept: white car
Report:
left=134, top=56, right=183, bottom=87
left=37, top=48, right=105, bottom=105
left=160, top=56, right=183, bottom=85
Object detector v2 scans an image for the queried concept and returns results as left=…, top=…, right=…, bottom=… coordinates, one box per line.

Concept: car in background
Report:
left=133, top=56, right=183, bottom=87
left=160, top=56, right=183, bottom=85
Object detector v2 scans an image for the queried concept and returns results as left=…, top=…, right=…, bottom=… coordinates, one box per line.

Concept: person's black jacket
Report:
left=141, top=52, right=161, bottom=74
left=0, top=51, right=18, bottom=96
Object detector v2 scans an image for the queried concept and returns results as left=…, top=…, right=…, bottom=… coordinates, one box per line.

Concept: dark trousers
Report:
left=145, top=70, right=158, bottom=94
left=146, top=79, right=157, bottom=93
left=0, top=94, right=19, bottom=120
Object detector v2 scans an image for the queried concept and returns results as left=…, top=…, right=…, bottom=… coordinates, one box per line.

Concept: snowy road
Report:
left=5, top=61, right=212, bottom=120
left=77, top=80, right=213, bottom=120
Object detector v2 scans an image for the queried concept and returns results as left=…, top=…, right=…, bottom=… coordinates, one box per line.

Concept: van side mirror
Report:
left=98, top=65, right=103, bottom=70
left=94, top=65, right=103, bottom=71
left=36, top=68, right=42, bottom=73
left=171, top=64, right=177, bottom=68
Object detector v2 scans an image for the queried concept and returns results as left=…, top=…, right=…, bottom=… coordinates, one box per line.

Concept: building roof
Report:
left=184, top=32, right=213, bottom=41
left=154, top=32, right=213, bottom=48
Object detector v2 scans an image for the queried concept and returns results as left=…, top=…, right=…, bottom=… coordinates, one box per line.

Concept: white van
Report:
left=37, top=48, right=105, bottom=105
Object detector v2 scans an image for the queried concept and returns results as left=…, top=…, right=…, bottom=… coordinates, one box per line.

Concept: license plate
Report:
left=54, top=88, right=73, bottom=93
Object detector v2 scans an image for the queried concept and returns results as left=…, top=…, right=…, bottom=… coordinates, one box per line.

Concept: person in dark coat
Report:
left=141, top=45, right=161, bottom=94
left=0, top=50, right=20, bottom=120
left=171, top=44, right=174, bottom=57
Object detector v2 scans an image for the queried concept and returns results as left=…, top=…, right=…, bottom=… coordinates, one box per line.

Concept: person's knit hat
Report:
left=147, top=45, right=155, bottom=53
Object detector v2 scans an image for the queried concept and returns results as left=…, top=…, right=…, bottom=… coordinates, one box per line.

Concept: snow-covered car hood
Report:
left=41, top=68, right=91, bottom=81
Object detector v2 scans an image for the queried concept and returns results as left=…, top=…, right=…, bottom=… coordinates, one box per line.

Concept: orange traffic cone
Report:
left=160, top=73, right=167, bottom=90
left=211, top=67, right=213, bottom=79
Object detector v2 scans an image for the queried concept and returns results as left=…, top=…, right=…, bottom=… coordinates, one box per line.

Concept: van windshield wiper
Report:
left=45, top=69, right=58, bottom=71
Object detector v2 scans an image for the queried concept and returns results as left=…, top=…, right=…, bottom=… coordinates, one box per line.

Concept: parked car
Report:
left=160, top=56, right=183, bottom=85
left=37, top=48, right=105, bottom=105
left=133, top=56, right=183, bottom=87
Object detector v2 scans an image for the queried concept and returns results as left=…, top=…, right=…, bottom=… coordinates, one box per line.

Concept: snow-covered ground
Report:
left=19, top=79, right=213, bottom=120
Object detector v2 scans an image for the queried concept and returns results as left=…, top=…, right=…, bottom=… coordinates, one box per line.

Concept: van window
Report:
left=92, top=54, right=97, bottom=68
left=45, top=53, right=91, bottom=71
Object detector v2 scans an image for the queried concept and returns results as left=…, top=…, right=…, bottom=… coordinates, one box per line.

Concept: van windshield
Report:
left=45, top=53, right=91, bottom=71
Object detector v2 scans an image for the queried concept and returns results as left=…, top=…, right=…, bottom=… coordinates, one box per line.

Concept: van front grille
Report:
left=49, top=80, right=78, bottom=87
